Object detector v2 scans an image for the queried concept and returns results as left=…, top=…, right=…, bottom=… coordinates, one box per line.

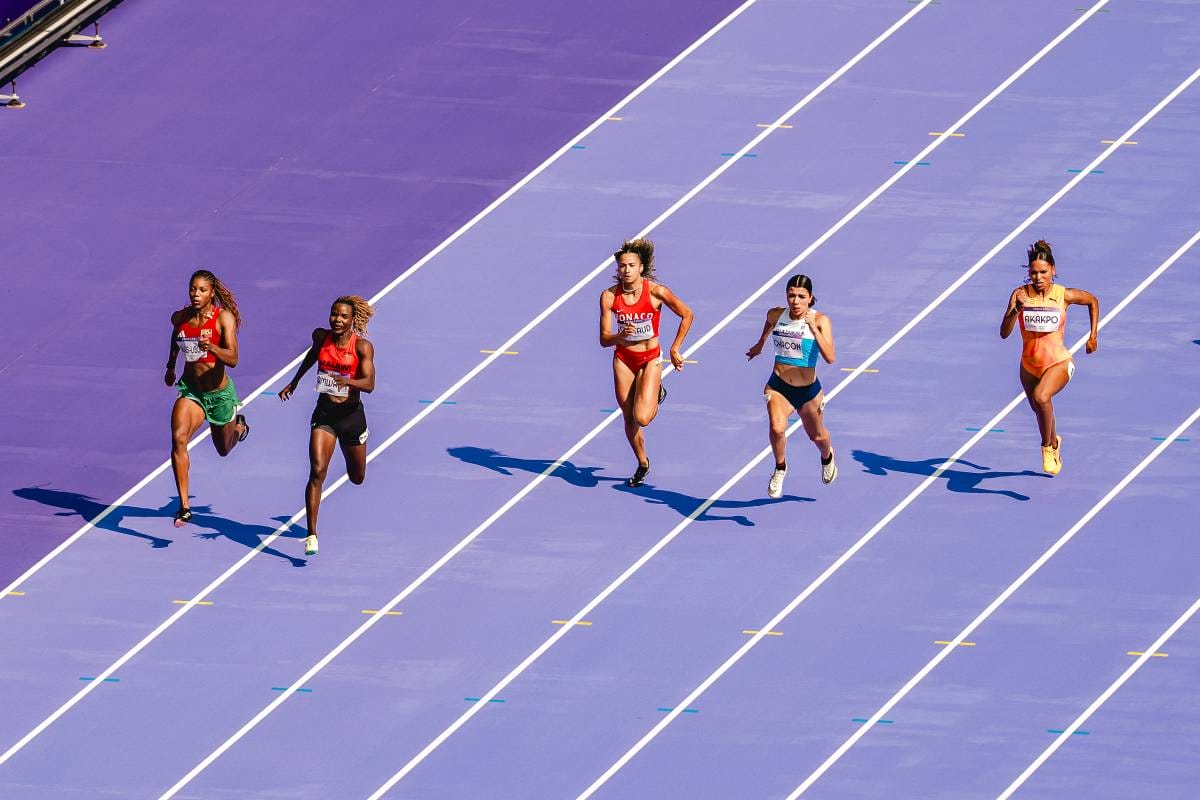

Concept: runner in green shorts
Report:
left=165, top=269, right=250, bottom=527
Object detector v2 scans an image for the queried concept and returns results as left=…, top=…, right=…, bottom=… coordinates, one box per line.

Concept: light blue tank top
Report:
left=772, top=312, right=818, bottom=368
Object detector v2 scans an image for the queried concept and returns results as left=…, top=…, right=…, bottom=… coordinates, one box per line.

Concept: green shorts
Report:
left=177, top=377, right=240, bottom=426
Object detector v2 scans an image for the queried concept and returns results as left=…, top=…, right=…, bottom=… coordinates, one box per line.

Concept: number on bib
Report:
left=316, top=370, right=350, bottom=397
left=178, top=337, right=204, bottom=362
left=1022, top=306, right=1061, bottom=333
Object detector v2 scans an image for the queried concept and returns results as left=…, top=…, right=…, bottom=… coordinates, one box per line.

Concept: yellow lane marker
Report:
left=840, top=367, right=879, bottom=373
left=743, top=630, right=783, bottom=636
left=552, top=620, right=593, bottom=626
left=362, top=610, right=403, bottom=616
left=480, top=350, right=519, bottom=355
left=682, top=359, right=699, bottom=364
left=173, top=600, right=213, bottom=606
left=756, top=123, right=793, bottom=129
left=1127, top=651, right=1168, bottom=657
left=929, top=131, right=965, bottom=137
left=934, top=640, right=976, bottom=646
left=607, top=117, right=624, bottom=121
left=6, top=591, right=25, bottom=596
left=1101, top=139, right=1137, bottom=145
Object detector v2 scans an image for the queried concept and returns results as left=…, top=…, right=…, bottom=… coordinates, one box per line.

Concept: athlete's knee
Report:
left=634, top=407, right=657, bottom=428
left=769, top=419, right=789, bottom=439
left=171, top=429, right=190, bottom=451
left=308, top=464, right=329, bottom=485
left=809, top=428, right=829, bottom=446
left=348, top=468, right=366, bottom=485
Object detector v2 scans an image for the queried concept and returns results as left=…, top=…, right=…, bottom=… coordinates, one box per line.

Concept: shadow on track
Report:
left=13, top=487, right=306, bottom=567
left=448, top=446, right=814, bottom=526
left=851, top=450, right=1049, bottom=501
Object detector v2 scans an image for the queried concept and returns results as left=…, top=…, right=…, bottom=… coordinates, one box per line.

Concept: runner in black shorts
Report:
left=279, top=296, right=376, bottom=555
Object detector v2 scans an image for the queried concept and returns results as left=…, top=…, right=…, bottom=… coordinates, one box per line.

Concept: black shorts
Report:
left=311, top=399, right=369, bottom=446
left=767, top=372, right=822, bottom=411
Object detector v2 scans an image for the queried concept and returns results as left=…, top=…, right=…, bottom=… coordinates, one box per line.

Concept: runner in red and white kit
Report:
left=279, top=296, right=376, bottom=555
left=599, top=238, right=693, bottom=487
left=165, top=270, right=249, bottom=527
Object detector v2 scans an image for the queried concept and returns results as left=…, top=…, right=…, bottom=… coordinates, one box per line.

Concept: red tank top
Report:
left=612, top=280, right=661, bottom=345
left=175, top=307, right=222, bottom=365
left=315, top=331, right=360, bottom=397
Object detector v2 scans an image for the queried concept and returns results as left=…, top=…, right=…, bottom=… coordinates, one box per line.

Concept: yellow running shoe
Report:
left=1041, top=435, right=1062, bottom=476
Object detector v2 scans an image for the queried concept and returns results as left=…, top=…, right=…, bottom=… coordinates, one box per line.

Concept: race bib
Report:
left=1022, top=306, right=1061, bottom=333
left=617, top=314, right=655, bottom=342
left=178, top=336, right=204, bottom=362
left=316, top=369, right=350, bottom=397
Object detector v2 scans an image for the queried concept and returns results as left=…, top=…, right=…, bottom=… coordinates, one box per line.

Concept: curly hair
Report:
left=332, top=295, right=375, bottom=336
left=612, top=238, right=656, bottom=282
left=190, top=269, right=241, bottom=329
left=1026, top=239, right=1055, bottom=267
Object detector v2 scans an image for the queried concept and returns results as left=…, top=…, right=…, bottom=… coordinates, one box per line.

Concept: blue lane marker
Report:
left=418, top=400, right=457, bottom=405
left=600, top=408, right=617, bottom=413
left=965, top=427, right=1005, bottom=433
left=1047, top=729, right=1089, bottom=735
left=720, top=153, right=758, bottom=158
left=1067, top=169, right=1104, bottom=174
left=893, top=160, right=931, bottom=166
left=272, top=687, right=313, bottom=692
left=852, top=717, right=894, bottom=724
left=1151, top=436, right=1190, bottom=442
left=657, top=707, right=700, bottom=713
left=80, top=677, right=120, bottom=682
left=464, top=697, right=505, bottom=703
left=571, top=145, right=587, bottom=150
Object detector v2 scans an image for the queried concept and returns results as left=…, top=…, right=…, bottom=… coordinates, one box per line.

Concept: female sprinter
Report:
left=745, top=274, right=836, bottom=498
left=599, top=239, right=693, bottom=487
left=165, top=269, right=249, bottom=526
left=279, top=296, right=376, bottom=556
left=1000, top=240, right=1098, bottom=475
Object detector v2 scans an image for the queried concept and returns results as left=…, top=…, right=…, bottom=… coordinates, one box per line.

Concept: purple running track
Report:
left=1, top=2, right=1199, bottom=799
left=0, top=0, right=746, bottom=589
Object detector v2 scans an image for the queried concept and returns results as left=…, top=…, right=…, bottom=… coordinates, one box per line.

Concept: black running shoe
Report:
left=236, top=414, right=250, bottom=442
left=658, top=384, right=667, bottom=405
left=173, top=507, right=192, bottom=528
left=627, top=461, right=650, bottom=488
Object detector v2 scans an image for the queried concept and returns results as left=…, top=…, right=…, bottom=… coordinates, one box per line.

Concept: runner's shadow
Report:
left=190, top=513, right=308, bottom=568
left=447, top=446, right=611, bottom=488
left=446, top=445, right=813, bottom=526
left=12, top=486, right=306, bottom=567
left=852, top=449, right=1048, bottom=501
left=612, top=483, right=814, bottom=526
left=13, top=486, right=183, bottom=549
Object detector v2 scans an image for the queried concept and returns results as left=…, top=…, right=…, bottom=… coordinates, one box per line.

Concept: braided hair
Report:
left=190, top=269, right=241, bottom=329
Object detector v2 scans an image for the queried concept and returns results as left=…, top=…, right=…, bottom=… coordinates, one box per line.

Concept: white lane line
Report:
left=149, top=4, right=979, bottom=796
left=998, top=593, right=1200, bottom=799
left=0, top=0, right=934, bottom=776
left=374, top=6, right=1145, bottom=797
left=0, top=0, right=764, bottom=602
left=613, top=224, right=1200, bottom=800
left=795, top=406, right=1200, bottom=800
